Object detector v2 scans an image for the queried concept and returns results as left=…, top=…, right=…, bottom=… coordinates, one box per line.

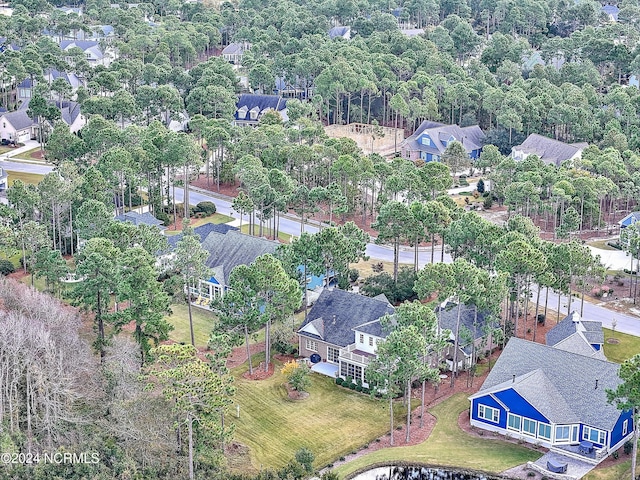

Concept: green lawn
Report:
left=239, top=224, right=292, bottom=243
left=12, top=147, right=45, bottom=161
left=230, top=360, right=408, bottom=474
left=585, top=460, right=634, bottom=480
left=602, top=328, right=640, bottom=364
left=587, top=239, right=619, bottom=251
left=6, top=170, right=44, bottom=185
left=334, top=393, right=541, bottom=479
left=166, top=303, right=217, bottom=347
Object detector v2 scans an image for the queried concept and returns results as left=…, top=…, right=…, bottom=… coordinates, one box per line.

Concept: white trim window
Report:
left=368, top=336, right=374, bottom=346
left=478, top=404, right=499, bottom=423
left=583, top=426, right=606, bottom=444
left=538, top=423, right=552, bottom=440
left=327, top=346, right=339, bottom=363
left=359, top=333, right=364, bottom=343
left=522, top=418, right=537, bottom=437
left=623, top=419, right=629, bottom=436
left=305, top=339, right=318, bottom=352
left=507, top=413, right=521, bottom=432
left=555, top=425, right=571, bottom=442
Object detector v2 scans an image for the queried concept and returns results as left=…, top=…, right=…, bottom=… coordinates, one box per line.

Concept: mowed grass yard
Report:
left=229, top=358, right=408, bottom=475
left=334, top=393, right=541, bottom=479
left=602, top=328, right=640, bottom=364
left=6, top=170, right=44, bottom=185
left=165, top=303, right=217, bottom=347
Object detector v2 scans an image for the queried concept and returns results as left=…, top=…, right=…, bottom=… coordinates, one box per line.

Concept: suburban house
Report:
left=546, top=311, right=605, bottom=359
left=60, top=40, right=114, bottom=67
left=328, top=26, right=351, bottom=40
left=114, top=211, right=167, bottom=231
left=160, top=222, right=238, bottom=272
left=469, top=337, right=633, bottom=464
left=56, top=100, right=86, bottom=133
left=511, top=133, right=588, bottom=167
left=400, top=121, right=485, bottom=162
left=619, top=211, right=640, bottom=230
left=0, top=109, right=35, bottom=144
left=436, top=302, right=498, bottom=371
left=221, top=42, right=249, bottom=65
left=0, top=165, right=7, bottom=190
left=234, top=94, right=288, bottom=126
left=297, top=289, right=394, bottom=384
left=601, top=4, right=619, bottom=22
left=192, top=229, right=279, bottom=302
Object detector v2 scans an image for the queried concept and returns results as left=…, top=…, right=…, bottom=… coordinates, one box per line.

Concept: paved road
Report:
left=183, top=185, right=640, bottom=333
left=0, top=159, right=54, bottom=175
left=533, top=286, right=640, bottom=336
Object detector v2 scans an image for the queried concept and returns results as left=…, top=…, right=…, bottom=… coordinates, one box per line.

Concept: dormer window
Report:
left=249, top=107, right=260, bottom=120
left=237, top=106, right=248, bottom=119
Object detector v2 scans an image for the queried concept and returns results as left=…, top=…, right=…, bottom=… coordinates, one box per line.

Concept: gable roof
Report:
left=114, top=211, right=165, bottom=229
left=235, top=94, right=288, bottom=122
left=1, top=110, right=34, bottom=131
left=512, top=133, right=587, bottom=167
left=472, top=337, right=623, bottom=431
left=53, top=100, right=82, bottom=126
left=222, top=42, right=246, bottom=55
left=201, top=230, right=279, bottom=285
left=401, top=120, right=485, bottom=156
left=328, top=26, right=350, bottom=39
left=619, top=211, right=640, bottom=228
left=298, top=289, right=394, bottom=347
left=436, top=302, right=495, bottom=355
left=546, top=311, right=604, bottom=358
left=601, top=4, right=619, bottom=21
left=60, top=40, right=104, bottom=59
left=166, top=222, right=238, bottom=249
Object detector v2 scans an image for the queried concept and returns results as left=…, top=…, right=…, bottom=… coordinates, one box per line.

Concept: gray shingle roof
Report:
left=436, top=302, right=495, bottom=355
left=2, top=110, right=34, bottom=131
left=619, top=211, right=640, bottom=228
left=512, top=133, right=587, bottom=167
left=166, top=222, right=238, bottom=249
left=401, top=121, right=485, bottom=156
left=114, top=211, right=165, bottom=229
left=473, top=337, right=623, bottom=431
left=546, top=311, right=604, bottom=349
left=298, top=289, right=394, bottom=347
left=201, top=230, right=278, bottom=285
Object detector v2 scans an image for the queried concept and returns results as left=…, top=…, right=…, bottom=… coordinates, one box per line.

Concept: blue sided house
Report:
left=400, top=121, right=484, bottom=163
left=619, top=211, right=640, bottom=230
left=469, top=337, right=633, bottom=464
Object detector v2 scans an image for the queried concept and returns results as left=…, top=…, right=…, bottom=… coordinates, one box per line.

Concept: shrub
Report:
left=0, top=259, right=15, bottom=276
left=477, top=178, right=485, bottom=193
left=196, top=201, right=216, bottom=215
left=355, top=385, right=363, bottom=392
left=348, top=268, right=359, bottom=283
left=612, top=450, right=619, bottom=459
left=362, top=388, right=370, bottom=395
left=483, top=196, right=493, bottom=209
left=348, top=382, right=356, bottom=390
left=345, top=376, right=353, bottom=385
left=156, top=210, right=171, bottom=226
left=335, top=377, right=343, bottom=385
left=281, top=360, right=311, bottom=392
left=624, top=440, right=633, bottom=455
left=537, top=314, right=545, bottom=325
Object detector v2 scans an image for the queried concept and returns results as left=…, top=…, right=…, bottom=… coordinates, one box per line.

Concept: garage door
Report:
left=17, top=130, right=29, bottom=143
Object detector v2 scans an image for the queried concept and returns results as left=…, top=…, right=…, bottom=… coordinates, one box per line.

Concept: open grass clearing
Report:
left=585, top=458, right=636, bottom=480
left=164, top=213, right=235, bottom=234
left=349, top=259, right=408, bottom=281
left=6, top=170, right=44, bottom=185
left=588, top=239, right=620, bottom=251
left=166, top=303, right=217, bottom=347
left=230, top=358, right=408, bottom=474
left=334, top=393, right=541, bottom=479
left=602, top=328, right=640, bottom=364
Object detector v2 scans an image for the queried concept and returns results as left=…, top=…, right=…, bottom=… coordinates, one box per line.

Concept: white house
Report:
left=0, top=110, right=35, bottom=144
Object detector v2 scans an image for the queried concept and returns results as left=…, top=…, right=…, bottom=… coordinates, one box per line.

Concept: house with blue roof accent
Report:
left=469, top=337, right=633, bottom=464
left=619, top=211, right=640, bottom=230
left=400, top=121, right=485, bottom=163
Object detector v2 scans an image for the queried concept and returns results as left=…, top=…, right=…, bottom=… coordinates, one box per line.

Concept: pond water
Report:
left=349, top=465, right=505, bottom=480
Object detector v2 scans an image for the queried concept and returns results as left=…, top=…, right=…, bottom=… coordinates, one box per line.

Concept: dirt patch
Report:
left=242, top=361, right=274, bottom=380
left=284, top=382, right=309, bottom=400
left=606, top=338, right=620, bottom=344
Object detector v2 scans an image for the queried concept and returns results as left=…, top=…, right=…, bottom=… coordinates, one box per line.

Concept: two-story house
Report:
left=297, top=289, right=394, bottom=384
left=401, top=121, right=485, bottom=162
